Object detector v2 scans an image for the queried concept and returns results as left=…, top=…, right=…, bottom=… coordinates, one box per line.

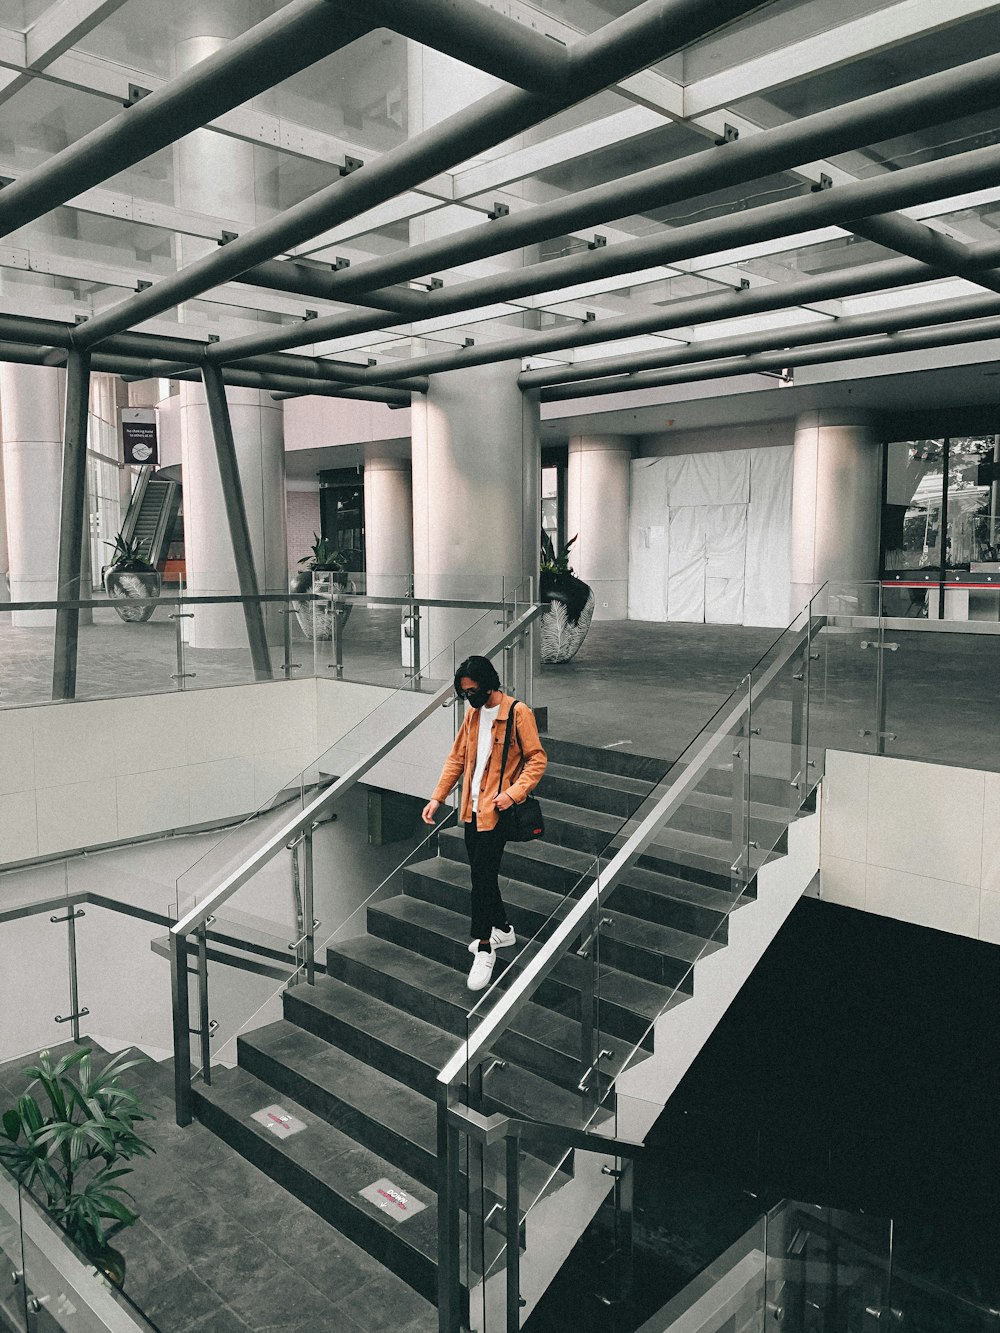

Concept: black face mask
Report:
left=463, top=686, right=490, bottom=709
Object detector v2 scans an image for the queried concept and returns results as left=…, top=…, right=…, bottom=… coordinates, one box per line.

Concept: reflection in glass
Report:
left=882, top=439, right=945, bottom=572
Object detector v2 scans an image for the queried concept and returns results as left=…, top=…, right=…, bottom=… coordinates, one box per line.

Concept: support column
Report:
left=52, top=349, right=92, bottom=700
left=411, top=361, right=539, bottom=663
left=0, top=363, right=65, bottom=627
left=175, top=8, right=286, bottom=649
left=363, top=453, right=413, bottom=598
left=791, top=410, right=881, bottom=595
left=567, top=435, right=632, bottom=621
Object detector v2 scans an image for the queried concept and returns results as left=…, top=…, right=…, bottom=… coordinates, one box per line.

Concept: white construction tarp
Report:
left=628, top=457, right=670, bottom=620
left=705, top=504, right=747, bottom=624
left=743, top=446, right=793, bottom=627
left=666, top=504, right=707, bottom=622
left=667, top=449, right=750, bottom=508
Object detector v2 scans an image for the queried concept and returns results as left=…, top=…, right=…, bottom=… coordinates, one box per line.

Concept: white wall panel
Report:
left=666, top=504, right=707, bottom=622
left=667, top=450, right=749, bottom=507
left=705, top=504, right=746, bottom=625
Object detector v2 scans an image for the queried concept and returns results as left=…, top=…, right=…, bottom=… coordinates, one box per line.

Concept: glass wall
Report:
left=882, top=435, right=1000, bottom=576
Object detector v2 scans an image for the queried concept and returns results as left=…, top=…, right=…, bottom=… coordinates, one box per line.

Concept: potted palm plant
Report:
left=0, top=1047, right=154, bottom=1287
left=539, top=532, right=595, bottom=663
left=290, top=533, right=353, bottom=639
left=102, top=531, right=161, bottom=623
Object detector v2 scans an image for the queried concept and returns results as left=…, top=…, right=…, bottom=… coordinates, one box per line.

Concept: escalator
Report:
left=122, top=469, right=182, bottom=572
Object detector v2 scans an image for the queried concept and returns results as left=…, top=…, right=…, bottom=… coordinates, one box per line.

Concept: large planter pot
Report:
left=290, top=569, right=353, bottom=640
left=539, top=570, right=595, bottom=664
left=103, top=565, right=161, bottom=623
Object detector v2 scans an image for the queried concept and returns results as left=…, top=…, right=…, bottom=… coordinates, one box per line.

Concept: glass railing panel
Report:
left=809, top=581, right=882, bottom=757
left=0, top=870, right=81, bottom=1066
left=764, top=1201, right=891, bottom=1332
left=0, top=1168, right=27, bottom=1332
left=18, top=1175, right=162, bottom=1331
left=878, top=618, right=1000, bottom=769
left=891, top=1268, right=1000, bottom=1331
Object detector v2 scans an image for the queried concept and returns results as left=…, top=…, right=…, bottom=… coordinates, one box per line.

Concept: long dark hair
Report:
left=453, top=655, right=501, bottom=696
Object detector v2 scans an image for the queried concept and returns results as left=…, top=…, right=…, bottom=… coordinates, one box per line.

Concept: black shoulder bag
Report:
left=497, top=702, right=545, bottom=842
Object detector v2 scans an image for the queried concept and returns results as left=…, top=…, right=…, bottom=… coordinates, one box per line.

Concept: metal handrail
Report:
left=437, top=606, right=821, bottom=1094
left=170, top=601, right=544, bottom=939
left=829, top=613, right=1000, bottom=635
left=447, top=1104, right=643, bottom=1158
left=0, top=592, right=518, bottom=613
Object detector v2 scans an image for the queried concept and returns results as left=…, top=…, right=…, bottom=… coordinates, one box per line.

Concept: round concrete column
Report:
left=0, top=363, right=64, bottom=626
left=175, top=10, right=287, bottom=648
left=363, top=454, right=413, bottom=598
left=567, top=435, right=632, bottom=621
left=791, top=410, right=881, bottom=595
left=411, top=362, right=539, bottom=662
left=180, top=381, right=287, bottom=648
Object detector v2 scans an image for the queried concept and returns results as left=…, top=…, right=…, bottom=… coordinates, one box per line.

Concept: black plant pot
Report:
left=290, top=569, right=353, bottom=640
left=539, top=570, right=595, bottom=663
left=103, top=565, right=161, bottom=623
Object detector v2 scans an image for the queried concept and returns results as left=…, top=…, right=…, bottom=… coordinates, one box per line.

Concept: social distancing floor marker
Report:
left=252, top=1104, right=307, bottom=1139
left=359, top=1178, right=427, bottom=1222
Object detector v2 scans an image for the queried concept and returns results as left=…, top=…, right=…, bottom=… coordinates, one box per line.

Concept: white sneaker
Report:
left=467, top=946, right=496, bottom=991
left=468, top=926, right=516, bottom=953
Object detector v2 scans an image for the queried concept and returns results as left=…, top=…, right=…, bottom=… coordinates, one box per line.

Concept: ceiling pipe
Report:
left=209, top=136, right=1000, bottom=368
left=539, top=314, right=1000, bottom=400
left=846, top=214, right=1000, bottom=297
left=240, top=261, right=431, bottom=317
left=70, top=0, right=776, bottom=349
left=226, top=48, right=1000, bottom=317
left=323, top=0, right=572, bottom=93
left=520, top=289, right=1000, bottom=388
left=0, top=2, right=374, bottom=240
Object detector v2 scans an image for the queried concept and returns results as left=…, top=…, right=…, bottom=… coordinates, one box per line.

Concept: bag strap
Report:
left=497, top=699, right=519, bottom=793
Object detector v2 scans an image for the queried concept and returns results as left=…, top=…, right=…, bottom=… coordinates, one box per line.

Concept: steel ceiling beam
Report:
left=520, top=288, right=1000, bottom=388
left=846, top=214, right=1000, bottom=297
left=0, top=1, right=374, bottom=240
left=70, top=0, right=777, bottom=348
left=219, top=48, right=1000, bottom=323
left=538, top=314, right=1000, bottom=400
left=324, top=0, right=571, bottom=93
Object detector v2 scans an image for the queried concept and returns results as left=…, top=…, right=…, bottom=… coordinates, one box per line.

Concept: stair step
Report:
left=235, top=1019, right=566, bottom=1209
left=538, top=762, right=655, bottom=817
left=400, top=857, right=721, bottom=988
left=327, top=932, right=592, bottom=1093
left=537, top=735, right=670, bottom=783
left=437, top=826, right=741, bottom=938
left=285, top=973, right=592, bottom=1135
left=194, top=1065, right=454, bottom=1305
left=364, top=893, right=679, bottom=1049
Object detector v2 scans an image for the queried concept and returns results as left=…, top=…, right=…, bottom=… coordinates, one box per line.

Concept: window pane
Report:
left=883, top=440, right=945, bottom=572
left=947, top=435, right=998, bottom=567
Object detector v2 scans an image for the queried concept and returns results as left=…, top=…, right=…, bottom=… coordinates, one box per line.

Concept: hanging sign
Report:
left=121, top=407, right=158, bottom=465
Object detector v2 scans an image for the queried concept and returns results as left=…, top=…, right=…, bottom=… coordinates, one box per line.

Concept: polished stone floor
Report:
left=0, top=1044, right=436, bottom=1333
left=2, top=603, right=999, bottom=773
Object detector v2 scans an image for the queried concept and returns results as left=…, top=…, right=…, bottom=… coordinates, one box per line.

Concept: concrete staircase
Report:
left=190, top=733, right=815, bottom=1319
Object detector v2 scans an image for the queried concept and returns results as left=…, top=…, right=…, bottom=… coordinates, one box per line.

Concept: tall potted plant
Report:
left=290, top=533, right=353, bottom=639
left=539, top=532, right=595, bottom=663
left=102, top=531, right=161, bottom=623
left=0, top=1047, right=154, bottom=1286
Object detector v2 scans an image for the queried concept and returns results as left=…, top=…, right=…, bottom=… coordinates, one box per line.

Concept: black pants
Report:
left=465, top=813, right=508, bottom=941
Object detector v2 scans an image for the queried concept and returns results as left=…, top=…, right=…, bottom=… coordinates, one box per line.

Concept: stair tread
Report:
left=331, top=933, right=586, bottom=1057
left=373, top=893, right=681, bottom=1029
left=405, top=857, right=721, bottom=962
left=438, top=826, right=738, bottom=913
left=239, top=1018, right=562, bottom=1206
left=541, top=762, right=654, bottom=798
left=196, top=1065, right=441, bottom=1262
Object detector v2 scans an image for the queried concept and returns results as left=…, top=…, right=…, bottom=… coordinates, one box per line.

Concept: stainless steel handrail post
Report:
left=281, top=605, right=300, bottom=679
left=791, top=632, right=809, bottom=800
left=467, top=1063, right=487, bottom=1282
left=196, top=921, right=212, bottom=1085
left=505, top=1130, right=522, bottom=1333
left=436, top=1088, right=463, bottom=1333
left=303, top=824, right=316, bottom=985
left=169, top=607, right=195, bottom=688
left=331, top=583, right=345, bottom=680
left=170, top=931, right=193, bottom=1127
left=50, top=907, right=88, bottom=1040
left=408, top=597, right=422, bottom=688
left=730, top=683, right=750, bottom=895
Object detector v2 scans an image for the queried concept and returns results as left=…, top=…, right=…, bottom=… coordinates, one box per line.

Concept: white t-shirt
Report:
left=470, top=703, right=500, bottom=813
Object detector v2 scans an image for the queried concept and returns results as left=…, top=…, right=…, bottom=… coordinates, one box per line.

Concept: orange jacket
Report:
left=431, top=694, right=547, bottom=831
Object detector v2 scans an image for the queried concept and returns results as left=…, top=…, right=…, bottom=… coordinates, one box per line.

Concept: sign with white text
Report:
left=121, top=407, right=158, bottom=465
